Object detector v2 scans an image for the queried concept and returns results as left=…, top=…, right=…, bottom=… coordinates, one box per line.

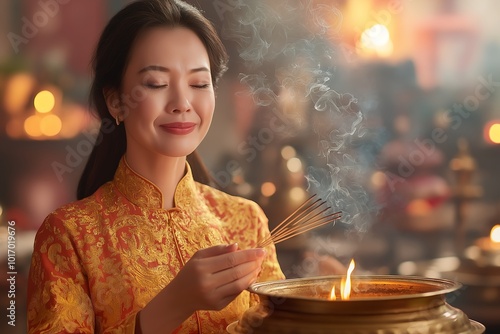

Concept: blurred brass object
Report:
left=399, top=256, right=500, bottom=328
left=233, top=276, right=484, bottom=334
left=449, top=138, right=482, bottom=254
left=449, top=138, right=482, bottom=199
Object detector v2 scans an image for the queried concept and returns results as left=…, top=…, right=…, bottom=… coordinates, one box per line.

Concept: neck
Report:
left=124, top=151, right=186, bottom=210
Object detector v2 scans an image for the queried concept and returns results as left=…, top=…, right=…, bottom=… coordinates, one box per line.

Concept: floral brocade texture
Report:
left=27, top=158, right=285, bottom=333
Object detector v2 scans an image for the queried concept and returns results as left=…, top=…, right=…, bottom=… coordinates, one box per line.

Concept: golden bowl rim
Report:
left=249, top=274, right=463, bottom=302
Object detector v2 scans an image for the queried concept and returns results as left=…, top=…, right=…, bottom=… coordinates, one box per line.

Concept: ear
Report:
left=103, top=87, right=122, bottom=119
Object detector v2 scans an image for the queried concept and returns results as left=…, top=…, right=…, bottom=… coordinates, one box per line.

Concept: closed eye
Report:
left=144, top=84, right=167, bottom=89
left=192, top=84, right=211, bottom=89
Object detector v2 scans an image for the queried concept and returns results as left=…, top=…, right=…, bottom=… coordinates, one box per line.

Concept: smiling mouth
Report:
left=159, top=122, right=196, bottom=135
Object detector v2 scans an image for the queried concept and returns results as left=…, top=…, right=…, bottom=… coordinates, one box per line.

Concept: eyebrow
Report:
left=138, top=65, right=210, bottom=74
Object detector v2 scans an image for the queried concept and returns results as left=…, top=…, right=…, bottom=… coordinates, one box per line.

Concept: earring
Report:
left=115, top=116, right=120, bottom=126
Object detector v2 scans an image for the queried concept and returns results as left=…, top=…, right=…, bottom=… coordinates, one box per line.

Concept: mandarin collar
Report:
left=113, top=157, right=199, bottom=210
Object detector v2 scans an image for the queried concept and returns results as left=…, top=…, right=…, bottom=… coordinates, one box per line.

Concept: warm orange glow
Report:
left=491, top=225, right=500, bottom=243
left=484, top=121, right=500, bottom=144
left=341, top=259, right=356, bottom=300
left=330, top=259, right=355, bottom=300
left=344, top=0, right=373, bottom=33
left=488, top=123, right=500, bottom=144
left=34, top=90, right=56, bottom=113
left=261, top=182, right=276, bottom=197
left=329, top=284, right=337, bottom=300
left=406, top=199, right=432, bottom=216
left=40, top=114, right=62, bottom=137
left=358, top=24, right=393, bottom=57
left=3, top=73, right=36, bottom=114
left=24, top=115, right=43, bottom=137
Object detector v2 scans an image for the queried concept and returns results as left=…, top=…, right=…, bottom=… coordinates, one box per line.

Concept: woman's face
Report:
left=119, top=27, right=215, bottom=159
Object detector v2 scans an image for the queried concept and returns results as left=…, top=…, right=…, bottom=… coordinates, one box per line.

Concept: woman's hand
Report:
left=138, top=244, right=266, bottom=333
left=174, top=243, right=266, bottom=312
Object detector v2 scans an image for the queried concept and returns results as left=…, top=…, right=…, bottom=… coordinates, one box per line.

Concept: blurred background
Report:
left=1, top=0, right=500, bottom=332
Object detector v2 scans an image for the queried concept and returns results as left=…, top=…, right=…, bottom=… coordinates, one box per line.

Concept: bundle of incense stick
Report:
left=259, top=194, right=342, bottom=248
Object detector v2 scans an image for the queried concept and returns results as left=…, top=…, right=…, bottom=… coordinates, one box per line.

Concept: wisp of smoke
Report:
left=221, top=0, right=378, bottom=236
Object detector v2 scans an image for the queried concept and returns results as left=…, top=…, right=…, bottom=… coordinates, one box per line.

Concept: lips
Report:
left=159, top=122, right=196, bottom=135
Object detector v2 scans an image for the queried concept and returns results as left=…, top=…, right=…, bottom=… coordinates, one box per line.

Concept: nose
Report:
left=168, top=85, right=191, bottom=113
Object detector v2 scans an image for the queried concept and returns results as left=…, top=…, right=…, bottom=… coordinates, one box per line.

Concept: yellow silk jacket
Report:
left=27, top=158, right=285, bottom=333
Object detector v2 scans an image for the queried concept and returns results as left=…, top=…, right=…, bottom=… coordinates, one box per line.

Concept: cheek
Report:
left=128, top=96, right=162, bottom=122
left=205, top=101, right=215, bottom=119
left=190, top=91, right=214, bottom=126
left=202, top=103, right=215, bottom=130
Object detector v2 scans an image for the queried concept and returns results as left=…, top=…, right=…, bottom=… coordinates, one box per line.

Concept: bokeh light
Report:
left=359, top=24, right=393, bottom=57
left=24, top=115, right=43, bottom=137
left=261, top=182, right=276, bottom=197
left=289, top=187, right=307, bottom=202
left=40, top=114, right=62, bottom=137
left=34, top=90, right=56, bottom=113
left=281, top=145, right=297, bottom=160
left=491, top=225, right=500, bottom=243
left=3, top=73, right=36, bottom=114
left=370, top=171, right=386, bottom=190
left=488, top=123, right=500, bottom=144
left=287, top=157, right=303, bottom=173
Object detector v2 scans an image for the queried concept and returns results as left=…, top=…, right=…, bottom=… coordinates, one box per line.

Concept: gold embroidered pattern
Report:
left=28, top=158, right=285, bottom=333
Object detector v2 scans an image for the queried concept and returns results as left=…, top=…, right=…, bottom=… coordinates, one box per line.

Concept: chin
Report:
left=157, top=147, right=197, bottom=158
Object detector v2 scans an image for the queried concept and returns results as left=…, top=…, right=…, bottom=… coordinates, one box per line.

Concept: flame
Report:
left=341, top=259, right=356, bottom=299
left=329, top=284, right=336, bottom=300
left=330, top=259, right=355, bottom=300
left=490, top=225, right=500, bottom=243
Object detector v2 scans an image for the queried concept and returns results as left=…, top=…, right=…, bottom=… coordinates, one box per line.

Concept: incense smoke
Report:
left=220, top=0, right=378, bottom=235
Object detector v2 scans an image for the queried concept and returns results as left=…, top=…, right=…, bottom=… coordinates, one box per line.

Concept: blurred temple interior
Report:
left=1, top=0, right=500, bottom=332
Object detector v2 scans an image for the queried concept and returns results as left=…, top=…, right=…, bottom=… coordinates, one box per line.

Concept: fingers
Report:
left=193, top=243, right=238, bottom=259
left=209, top=248, right=266, bottom=273
left=212, top=256, right=263, bottom=284
left=204, top=266, right=260, bottom=311
left=178, top=245, right=266, bottom=312
left=215, top=266, right=261, bottom=298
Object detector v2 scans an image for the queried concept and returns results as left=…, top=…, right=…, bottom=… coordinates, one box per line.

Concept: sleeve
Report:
left=27, top=212, right=95, bottom=333
left=27, top=212, right=140, bottom=334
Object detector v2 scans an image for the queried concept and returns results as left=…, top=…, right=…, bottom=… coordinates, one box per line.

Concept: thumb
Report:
left=194, top=243, right=238, bottom=259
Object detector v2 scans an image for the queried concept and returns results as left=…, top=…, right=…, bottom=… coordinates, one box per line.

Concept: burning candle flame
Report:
left=490, top=225, right=500, bottom=243
left=330, top=259, right=355, bottom=300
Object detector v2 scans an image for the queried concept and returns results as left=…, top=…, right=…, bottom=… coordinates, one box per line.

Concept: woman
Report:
left=27, top=0, right=284, bottom=333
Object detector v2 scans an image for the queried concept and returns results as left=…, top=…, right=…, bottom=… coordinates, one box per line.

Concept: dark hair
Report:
left=77, top=0, right=228, bottom=200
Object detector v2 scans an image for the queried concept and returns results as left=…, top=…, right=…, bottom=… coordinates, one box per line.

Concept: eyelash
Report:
left=192, top=84, right=211, bottom=89
left=145, top=84, right=167, bottom=89
left=144, top=84, right=211, bottom=90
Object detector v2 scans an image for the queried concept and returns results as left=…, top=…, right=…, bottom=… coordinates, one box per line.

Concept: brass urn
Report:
left=229, top=275, right=485, bottom=334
